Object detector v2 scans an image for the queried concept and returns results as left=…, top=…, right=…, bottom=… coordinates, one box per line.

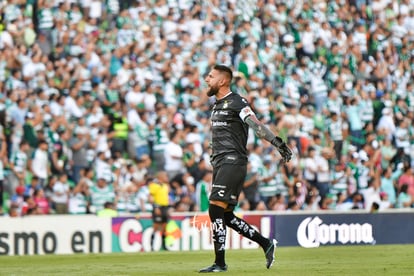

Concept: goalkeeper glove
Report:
left=271, top=137, right=293, bottom=163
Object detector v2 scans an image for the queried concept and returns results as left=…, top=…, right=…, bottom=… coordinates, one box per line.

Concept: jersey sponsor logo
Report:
left=212, top=185, right=226, bottom=189
left=218, top=190, right=225, bottom=197
left=223, top=101, right=228, bottom=109
left=211, top=110, right=229, bottom=116
left=212, top=121, right=227, bottom=127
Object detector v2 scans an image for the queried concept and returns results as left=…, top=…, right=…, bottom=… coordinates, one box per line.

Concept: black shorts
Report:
left=209, top=156, right=247, bottom=206
left=152, top=206, right=169, bottom=223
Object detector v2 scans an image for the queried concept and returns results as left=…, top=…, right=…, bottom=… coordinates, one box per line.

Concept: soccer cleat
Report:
left=265, top=239, right=278, bottom=269
left=199, top=263, right=228, bottom=273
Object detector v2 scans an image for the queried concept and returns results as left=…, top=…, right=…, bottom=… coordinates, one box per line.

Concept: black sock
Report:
left=209, top=204, right=226, bottom=267
left=161, top=233, right=167, bottom=250
left=151, top=232, right=155, bottom=250
left=224, top=211, right=270, bottom=249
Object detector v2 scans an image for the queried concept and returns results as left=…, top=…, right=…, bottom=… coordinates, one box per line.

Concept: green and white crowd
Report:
left=1, top=0, right=414, bottom=217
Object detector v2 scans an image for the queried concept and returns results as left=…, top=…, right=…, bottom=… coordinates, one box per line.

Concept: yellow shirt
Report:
left=97, top=208, right=118, bottom=217
left=149, top=182, right=169, bottom=206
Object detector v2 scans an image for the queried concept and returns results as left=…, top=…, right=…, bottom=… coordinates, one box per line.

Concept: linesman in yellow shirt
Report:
left=149, top=170, right=170, bottom=250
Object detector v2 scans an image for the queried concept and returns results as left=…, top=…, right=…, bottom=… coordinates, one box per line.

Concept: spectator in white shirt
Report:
left=303, top=147, right=318, bottom=188
left=64, top=88, right=84, bottom=118
left=301, top=23, right=315, bottom=57
left=314, top=148, right=332, bottom=198
left=30, top=139, right=50, bottom=187
left=376, top=107, right=396, bottom=141
left=164, top=129, right=185, bottom=180
left=360, top=179, right=381, bottom=211
left=52, top=173, right=70, bottom=214
left=125, top=82, right=144, bottom=109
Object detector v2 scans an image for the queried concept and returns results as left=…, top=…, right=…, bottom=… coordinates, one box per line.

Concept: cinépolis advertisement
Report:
left=1, top=211, right=413, bottom=256
left=111, top=213, right=273, bottom=253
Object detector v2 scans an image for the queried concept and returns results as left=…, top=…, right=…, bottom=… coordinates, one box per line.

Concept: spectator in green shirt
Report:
left=195, top=170, right=212, bottom=212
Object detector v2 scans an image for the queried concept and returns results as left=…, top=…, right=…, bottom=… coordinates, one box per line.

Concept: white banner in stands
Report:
left=0, top=215, right=111, bottom=256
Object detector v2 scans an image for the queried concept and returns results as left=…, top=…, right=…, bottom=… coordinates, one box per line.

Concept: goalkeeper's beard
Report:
left=207, top=86, right=219, bottom=97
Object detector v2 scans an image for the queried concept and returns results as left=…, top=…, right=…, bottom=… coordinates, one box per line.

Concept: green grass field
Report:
left=1, top=245, right=413, bottom=276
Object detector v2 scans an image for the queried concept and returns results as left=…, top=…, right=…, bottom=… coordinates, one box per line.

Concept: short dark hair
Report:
left=38, top=139, right=48, bottom=145
left=20, top=140, right=29, bottom=147
left=213, top=64, right=233, bottom=81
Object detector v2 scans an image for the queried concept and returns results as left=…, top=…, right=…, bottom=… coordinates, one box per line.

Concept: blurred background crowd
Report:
left=0, top=0, right=414, bottom=217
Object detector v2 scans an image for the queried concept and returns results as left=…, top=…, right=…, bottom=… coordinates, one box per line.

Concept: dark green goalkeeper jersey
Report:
left=210, top=92, right=253, bottom=165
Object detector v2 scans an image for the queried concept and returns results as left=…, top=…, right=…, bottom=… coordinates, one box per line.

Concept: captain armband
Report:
left=239, top=106, right=255, bottom=121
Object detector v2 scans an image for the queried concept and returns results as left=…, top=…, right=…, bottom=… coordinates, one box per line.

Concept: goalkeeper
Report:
left=199, top=65, right=292, bottom=273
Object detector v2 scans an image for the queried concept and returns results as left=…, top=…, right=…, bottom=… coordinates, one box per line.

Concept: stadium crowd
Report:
left=1, top=0, right=414, bottom=217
